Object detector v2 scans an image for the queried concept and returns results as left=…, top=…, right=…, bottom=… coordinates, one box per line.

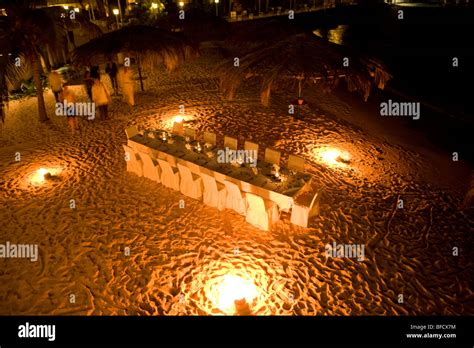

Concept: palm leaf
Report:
left=218, top=32, right=391, bottom=106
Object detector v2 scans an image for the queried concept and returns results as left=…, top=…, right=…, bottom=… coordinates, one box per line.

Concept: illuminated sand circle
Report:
left=29, top=167, right=62, bottom=186
left=206, top=274, right=259, bottom=315
left=314, top=147, right=351, bottom=168
left=177, top=258, right=295, bottom=315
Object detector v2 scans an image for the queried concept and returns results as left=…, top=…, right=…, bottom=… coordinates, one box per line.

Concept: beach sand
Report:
left=0, top=43, right=472, bottom=315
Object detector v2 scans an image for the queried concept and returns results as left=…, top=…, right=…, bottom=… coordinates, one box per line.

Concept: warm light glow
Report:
left=30, top=168, right=49, bottom=185
left=208, top=274, right=259, bottom=314
left=63, top=5, right=69, bottom=9
left=74, top=7, right=80, bottom=12
left=29, top=167, right=63, bottom=186
left=215, top=0, right=219, bottom=3
left=151, top=2, right=158, bottom=9
left=178, top=1, right=184, bottom=7
left=113, top=8, right=119, bottom=15
left=315, top=147, right=351, bottom=168
left=174, top=115, right=183, bottom=123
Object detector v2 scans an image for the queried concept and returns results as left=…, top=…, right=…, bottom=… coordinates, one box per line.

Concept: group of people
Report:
left=84, top=62, right=135, bottom=120
left=48, top=61, right=136, bottom=134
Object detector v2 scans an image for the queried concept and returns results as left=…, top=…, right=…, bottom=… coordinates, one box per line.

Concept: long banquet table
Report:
left=127, top=131, right=312, bottom=212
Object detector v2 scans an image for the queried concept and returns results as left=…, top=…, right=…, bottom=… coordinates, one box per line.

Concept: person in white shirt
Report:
left=91, top=78, right=111, bottom=120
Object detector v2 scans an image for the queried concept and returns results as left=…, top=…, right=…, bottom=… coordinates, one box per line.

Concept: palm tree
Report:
left=0, top=0, right=65, bottom=122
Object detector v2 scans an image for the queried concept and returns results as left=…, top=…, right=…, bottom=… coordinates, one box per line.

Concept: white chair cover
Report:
left=265, top=148, right=281, bottom=165
left=125, top=126, right=139, bottom=139
left=139, top=151, right=161, bottom=183
left=288, top=154, right=305, bottom=172
left=290, top=191, right=320, bottom=228
left=224, top=136, right=238, bottom=150
left=177, top=163, right=203, bottom=200
left=224, top=181, right=247, bottom=215
left=245, top=193, right=279, bottom=231
left=157, top=158, right=180, bottom=191
left=122, top=145, right=143, bottom=177
left=201, top=172, right=227, bottom=211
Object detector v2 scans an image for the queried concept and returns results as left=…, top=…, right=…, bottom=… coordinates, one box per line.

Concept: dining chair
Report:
left=288, top=154, right=305, bottom=172
left=223, top=180, right=247, bottom=216
left=245, top=192, right=280, bottom=231
left=157, top=158, right=180, bottom=191
left=244, top=141, right=259, bottom=164
left=138, top=151, right=161, bottom=183
left=172, top=121, right=184, bottom=136
left=125, top=125, right=139, bottom=139
left=177, top=163, right=203, bottom=200
left=201, top=172, right=227, bottom=211
left=224, top=136, right=238, bottom=150
left=122, top=144, right=143, bottom=177
left=264, top=148, right=281, bottom=166
left=184, top=128, right=196, bottom=141
left=290, top=190, right=320, bottom=228
left=203, top=131, right=217, bottom=145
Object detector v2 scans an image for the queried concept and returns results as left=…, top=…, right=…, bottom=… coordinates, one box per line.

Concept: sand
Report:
left=0, top=43, right=473, bottom=315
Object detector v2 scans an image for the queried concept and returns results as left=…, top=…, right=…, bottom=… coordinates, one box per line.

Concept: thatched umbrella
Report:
left=219, top=31, right=391, bottom=106
left=72, top=25, right=199, bottom=91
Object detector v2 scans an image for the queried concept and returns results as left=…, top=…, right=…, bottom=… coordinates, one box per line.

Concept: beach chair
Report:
left=288, top=154, right=305, bottom=172
left=138, top=151, right=161, bottom=183
left=265, top=148, right=281, bottom=166
left=122, top=145, right=143, bottom=177
left=203, top=131, right=216, bottom=146
left=157, top=158, right=180, bottom=191
left=125, top=125, right=139, bottom=139
left=201, top=172, right=227, bottom=211
left=245, top=192, right=279, bottom=231
left=177, top=163, right=203, bottom=200
left=290, top=190, right=320, bottom=228
left=224, top=136, right=238, bottom=150
left=224, top=180, right=247, bottom=215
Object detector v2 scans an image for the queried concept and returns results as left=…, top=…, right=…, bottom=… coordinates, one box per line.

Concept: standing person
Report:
left=60, top=85, right=79, bottom=134
left=117, top=65, right=135, bottom=106
left=83, top=68, right=94, bottom=101
left=92, top=78, right=111, bottom=120
left=105, top=62, right=118, bottom=95
left=90, top=65, right=100, bottom=80
left=48, top=70, right=63, bottom=102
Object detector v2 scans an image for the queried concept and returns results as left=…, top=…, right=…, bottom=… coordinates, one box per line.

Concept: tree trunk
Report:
left=137, top=55, right=144, bottom=92
left=31, top=53, right=49, bottom=122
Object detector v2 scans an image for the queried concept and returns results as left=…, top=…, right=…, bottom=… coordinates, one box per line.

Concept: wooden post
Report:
left=136, top=55, right=144, bottom=92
